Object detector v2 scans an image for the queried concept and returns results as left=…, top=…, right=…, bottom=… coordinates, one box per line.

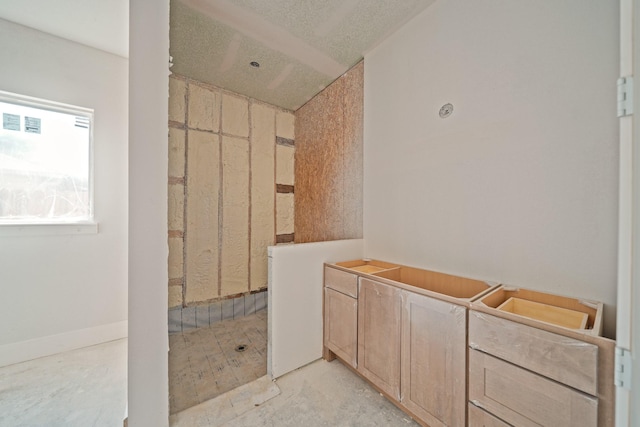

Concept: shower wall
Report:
left=168, top=74, right=295, bottom=308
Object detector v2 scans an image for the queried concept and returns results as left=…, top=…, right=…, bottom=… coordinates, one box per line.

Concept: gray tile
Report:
left=233, top=297, right=245, bottom=319
left=244, top=294, right=256, bottom=316
left=209, top=301, right=222, bottom=325
left=195, top=305, right=210, bottom=328
left=168, top=307, right=182, bottom=334
left=182, top=306, right=197, bottom=331
left=254, top=291, right=266, bottom=312
left=221, top=299, right=234, bottom=321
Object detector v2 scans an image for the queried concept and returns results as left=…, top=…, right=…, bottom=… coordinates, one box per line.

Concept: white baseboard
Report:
left=0, top=320, right=128, bottom=367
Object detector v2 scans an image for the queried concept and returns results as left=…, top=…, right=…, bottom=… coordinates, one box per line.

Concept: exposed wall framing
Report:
left=168, top=75, right=295, bottom=308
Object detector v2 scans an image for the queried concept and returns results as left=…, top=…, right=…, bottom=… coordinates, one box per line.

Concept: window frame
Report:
left=0, top=90, right=97, bottom=234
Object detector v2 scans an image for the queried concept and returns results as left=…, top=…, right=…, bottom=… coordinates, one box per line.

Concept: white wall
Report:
left=0, top=19, right=128, bottom=364
left=268, top=240, right=363, bottom=378
left=128, top=0, right=169, bottom=425
left=363, top=0, right=619, bottom=338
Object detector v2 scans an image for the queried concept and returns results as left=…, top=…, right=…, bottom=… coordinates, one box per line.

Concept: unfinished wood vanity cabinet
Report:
left=323, top=266, right=358, bottom=368
left=323, top=260, right=399, bottom=369
left=469, top=288, right=615, bottom=427
left=324, top=259, right=497, bottom=427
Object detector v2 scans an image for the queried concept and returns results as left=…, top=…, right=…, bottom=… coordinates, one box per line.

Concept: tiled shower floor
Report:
left=169, top=309, right=267, bottom=414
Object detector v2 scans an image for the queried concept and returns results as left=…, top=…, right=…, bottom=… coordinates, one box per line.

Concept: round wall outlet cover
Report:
left=439, top=103, right=454, bottom=118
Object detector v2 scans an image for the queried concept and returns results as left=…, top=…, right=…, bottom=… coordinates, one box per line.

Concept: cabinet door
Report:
left=324, top=288, right=358, bottom=368
left=401, top=291, right=467, bottom=427
left=357, top=278, right=402, bottom=400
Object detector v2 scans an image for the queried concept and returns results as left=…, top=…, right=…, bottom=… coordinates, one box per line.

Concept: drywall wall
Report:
left=363, top=0, right=619, bottom=338
left=167, top=75, right=295, bottom=306
left=0, top=19, right=128, bottom=365
left=128, top=0, right=169, bottom=425
left=267, top=239, right=363, bottom=378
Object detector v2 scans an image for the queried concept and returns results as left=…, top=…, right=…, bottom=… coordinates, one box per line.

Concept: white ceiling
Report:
left=0, top=0, right=436, bottom=110
left=0, top=0, right=129, bottom=58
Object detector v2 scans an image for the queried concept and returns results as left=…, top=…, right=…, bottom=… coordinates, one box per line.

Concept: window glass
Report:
left=0, top=91, right=93, bottom=223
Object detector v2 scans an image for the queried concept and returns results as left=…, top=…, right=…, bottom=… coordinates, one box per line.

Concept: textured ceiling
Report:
left=170, top=0, right=436, bottom=110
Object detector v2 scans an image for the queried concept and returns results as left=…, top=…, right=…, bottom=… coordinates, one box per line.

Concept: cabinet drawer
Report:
left=468, top=403, right=512, bottom=427
left=324, top=288, right=357, bottom=368
left=324, top=266, right=358, bottom=297
left=469, top=350, right=598, bottom=427
left=469, top=311, right=598, bottom=395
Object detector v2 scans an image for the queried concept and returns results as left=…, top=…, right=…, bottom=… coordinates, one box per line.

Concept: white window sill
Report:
left=0, top=222, right=99, bottom=237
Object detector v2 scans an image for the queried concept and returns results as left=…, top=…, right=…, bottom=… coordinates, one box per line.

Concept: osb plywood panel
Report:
left=250, top=103, right=276, bottom=291
left=188, top=83, right=220, bottom=132
left=294, top=61, right=363, bottom=243
left=341, top=62, right=364, bottom=239
left=295, top=79, right=344, bottom=243
left=185, top=131, right=220, bottom=303
left=221, top=135, right=250, bottom=295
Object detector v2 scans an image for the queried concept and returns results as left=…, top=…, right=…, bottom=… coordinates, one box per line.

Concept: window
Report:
left=0, top=91, right=93, bottom=226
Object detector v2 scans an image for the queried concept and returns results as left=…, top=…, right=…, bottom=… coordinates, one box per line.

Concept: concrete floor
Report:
left=1, top=323, right=419, bottom=427
left=171, top=358, right=420, bottom=427
left=169, top=310, right=267, bottom=413
left=0, top=338, right=127, bottom=427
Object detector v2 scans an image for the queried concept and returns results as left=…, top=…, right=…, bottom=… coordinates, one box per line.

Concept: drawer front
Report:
left=469, top=311, right=598, bottom=395
left=468, top=404, right=512, bottom=427
left=324, top=288, right=357, bottom=368
left=324, top=266, right=358, bottom=297
left=469, top=350, right=598, bottom=427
